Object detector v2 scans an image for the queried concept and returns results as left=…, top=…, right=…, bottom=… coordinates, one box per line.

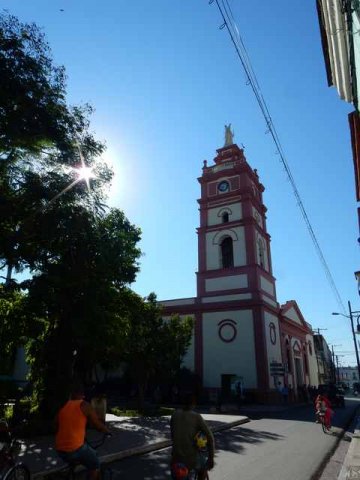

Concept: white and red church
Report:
left=161, top=130, right=318, bottom=402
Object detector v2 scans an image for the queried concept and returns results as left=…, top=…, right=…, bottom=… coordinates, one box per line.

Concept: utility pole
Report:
left=314, top=328, right=328, bottom=335
left=335, top=355, right=340, bottom=383
left=348, top=301, right=360, bottom=380
left=335, top=355, right=345, bottom=384
left=332, top=303, right=360, bottom=381
left=331, top=344, right=342, bottom=383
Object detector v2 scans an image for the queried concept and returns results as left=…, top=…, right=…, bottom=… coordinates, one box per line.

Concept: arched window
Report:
left=221, top=237, right=234, bottom=268
left=222, top=212, right=229, bottom=223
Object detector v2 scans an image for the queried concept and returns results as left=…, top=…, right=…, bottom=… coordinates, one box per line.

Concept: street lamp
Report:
left=332, top=300, right=360, bottom=381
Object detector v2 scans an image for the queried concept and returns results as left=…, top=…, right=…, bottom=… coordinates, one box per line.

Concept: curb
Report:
left=310, top=405, right=360, bottom=480
left=33, top=417, right=250, bottom=478
left=337, top=412, right=360, bottom=480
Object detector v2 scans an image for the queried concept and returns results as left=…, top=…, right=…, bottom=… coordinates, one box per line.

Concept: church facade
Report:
left=161, top=133, right=318, bottom=401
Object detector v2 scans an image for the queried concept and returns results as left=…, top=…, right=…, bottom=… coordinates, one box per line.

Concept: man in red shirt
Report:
left=55, top=383, right=110, bottom=480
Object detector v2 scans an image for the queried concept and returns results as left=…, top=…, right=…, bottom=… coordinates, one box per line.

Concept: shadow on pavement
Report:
left=105, top=426, right=284, bottom=480
left=20, top=414, right=246, bottom=476
left=214, top=425, right=283, bottom=455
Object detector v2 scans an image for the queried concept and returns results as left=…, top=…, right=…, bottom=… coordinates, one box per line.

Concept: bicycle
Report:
left=317, top=411, right=331, bottom=433
left=171, top=462, right=210, bottom=480
left=46, top=433, right=113, bottom=479
left=0, top=420, right=31, bottom=480
left=192, top=471, right=209, bottom=480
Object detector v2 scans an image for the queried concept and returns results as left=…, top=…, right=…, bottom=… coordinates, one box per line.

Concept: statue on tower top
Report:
left=224, top=124, right=234, bottom=146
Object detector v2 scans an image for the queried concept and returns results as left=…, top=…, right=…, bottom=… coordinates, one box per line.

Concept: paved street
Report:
left=104, top=400, right=359, bottom=480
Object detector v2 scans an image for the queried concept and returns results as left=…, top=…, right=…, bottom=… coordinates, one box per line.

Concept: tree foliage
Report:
left=121, top=292, right=194, bottom=409
left=0, top=285, right=29, bottom=374
left=0, top=12, right=144, bottom=420
left=0, top=13, right=68, bottom=154
left=0, top=13, right=111, bottom=283
left=0, top=12, right=194, bottom=424
left=25, top=207, right=141, bottom=405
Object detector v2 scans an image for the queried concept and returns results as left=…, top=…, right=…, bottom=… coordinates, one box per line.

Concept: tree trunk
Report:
left=137, top=375, right=149, bottom=412
left=39, top=320, right=74, bottom=421
left=5, top=264, right=13, bottom=286
left=93, top=365, right=100, bottom=384
left=137, top=383, right=145, bottom=412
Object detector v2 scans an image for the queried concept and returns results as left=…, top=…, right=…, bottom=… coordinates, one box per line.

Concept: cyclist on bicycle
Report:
left=315, top=394, right=332, bottom=429
left=170, top=392, right=215, bottom=479
left=55, top=382, right=111, bottom=480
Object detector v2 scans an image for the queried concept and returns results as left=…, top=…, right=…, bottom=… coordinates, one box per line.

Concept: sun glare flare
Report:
left=75, top=165, right=95, bottom=183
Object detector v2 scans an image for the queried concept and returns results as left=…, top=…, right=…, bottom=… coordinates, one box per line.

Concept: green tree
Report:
left=24, top=207, right=141, bottom=418
left=0, top=13, right=108, bottom=283
left=0, top=13, right=68, bottom=155
left=0, top=285, right=28, bottom=375
left=0, top=12, right=143, bottom=421
left=123, top=292, right=193, bottom=410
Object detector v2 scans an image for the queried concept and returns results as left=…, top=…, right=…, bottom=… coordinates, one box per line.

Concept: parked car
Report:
left=335, top=382, right=348, bottom=390
left=335, top=385, right=346, bottom=395
left=317, top=384, right=345, bottom=408
left=353, top=382, right=360, bottom=396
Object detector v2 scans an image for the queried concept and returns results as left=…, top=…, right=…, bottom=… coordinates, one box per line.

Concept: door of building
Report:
left=294, top=357, right=303, bottom=388
left=221, top=374, right=236, bottom=400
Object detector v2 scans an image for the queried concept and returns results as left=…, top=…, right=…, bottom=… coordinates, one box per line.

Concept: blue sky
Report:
left=6, top=1, right=360, bottom=367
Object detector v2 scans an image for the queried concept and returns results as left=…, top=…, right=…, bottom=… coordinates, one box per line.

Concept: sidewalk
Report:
left=337, top=415, right=360, bottom=480
left=18, top=412, right=249, bottom=478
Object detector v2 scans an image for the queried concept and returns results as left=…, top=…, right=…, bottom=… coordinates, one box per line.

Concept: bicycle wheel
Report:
left=193, top=472, right=209, bottom=480
left=101, top=465, right=113, bottom=479
left=321, top=418, right=327, bottom=433
left=3, top=464, right=31, bottom=480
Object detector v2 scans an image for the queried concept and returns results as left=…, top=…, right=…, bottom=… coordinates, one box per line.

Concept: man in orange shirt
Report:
left=55, top=383, right=110, bottom=480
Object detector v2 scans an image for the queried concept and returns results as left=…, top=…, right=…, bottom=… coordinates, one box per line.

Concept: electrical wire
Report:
left=212, top=0, right=346, bottom=313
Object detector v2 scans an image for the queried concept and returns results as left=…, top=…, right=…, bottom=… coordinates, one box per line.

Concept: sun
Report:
left=72, top=153, right=96, bottom=190
left=75, top=165, right=95, bottom=184
left=71, top=142, right=97, bottom=191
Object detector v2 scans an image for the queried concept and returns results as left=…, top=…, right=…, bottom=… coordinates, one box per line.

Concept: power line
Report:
left=211, top=0, right=346, bottom=313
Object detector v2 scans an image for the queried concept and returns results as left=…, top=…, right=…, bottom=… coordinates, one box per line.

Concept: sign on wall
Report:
left=270, top=361, right=285, bottom=376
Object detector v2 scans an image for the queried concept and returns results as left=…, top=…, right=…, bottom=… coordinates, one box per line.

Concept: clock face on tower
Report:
left=218, top=180, right=229, bottom=193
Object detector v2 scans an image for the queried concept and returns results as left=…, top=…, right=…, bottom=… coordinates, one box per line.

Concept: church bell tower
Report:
left=197, top=127, right=276, bottom=304
left=195, top=126, right=281, bottom=398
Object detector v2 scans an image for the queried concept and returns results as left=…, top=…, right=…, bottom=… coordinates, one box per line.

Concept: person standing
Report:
left=281, top=385, right=289, bottom=404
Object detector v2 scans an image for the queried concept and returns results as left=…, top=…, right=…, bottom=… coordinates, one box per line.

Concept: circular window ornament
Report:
left=269, top=322, right=276, bottom=345
left=218, top=319, right=237, bottom=343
